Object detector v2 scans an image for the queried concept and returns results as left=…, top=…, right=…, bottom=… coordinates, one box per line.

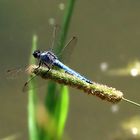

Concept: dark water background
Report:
left=0, top=0, right=140, bottom=139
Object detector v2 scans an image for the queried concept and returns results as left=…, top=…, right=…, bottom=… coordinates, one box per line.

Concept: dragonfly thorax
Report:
left=33, top=49, right=58, bottom=65
left=39, top=51, right=58, bottom=65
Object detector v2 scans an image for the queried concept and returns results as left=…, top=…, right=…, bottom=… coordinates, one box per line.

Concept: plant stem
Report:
left=45, top=0, right=76, bottom=139
left=54, top=0, right=76, bottom=54
left=28, top=35, right=39, bottom=140
left=28, top=65, right=123, bottom=104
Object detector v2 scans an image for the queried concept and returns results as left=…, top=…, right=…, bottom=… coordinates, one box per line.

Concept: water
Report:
left=1, top=1, right=140, bottom=140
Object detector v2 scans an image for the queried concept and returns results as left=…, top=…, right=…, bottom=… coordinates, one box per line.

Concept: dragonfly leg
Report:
left=35, top=61, right=42, bottom=70
left=23, top=61, right=42, bottom=92
left=44, top=63, right=51, bottom=73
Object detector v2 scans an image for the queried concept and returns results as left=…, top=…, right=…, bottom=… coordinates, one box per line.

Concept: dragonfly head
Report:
left=33, top=50, right=41, bottom=59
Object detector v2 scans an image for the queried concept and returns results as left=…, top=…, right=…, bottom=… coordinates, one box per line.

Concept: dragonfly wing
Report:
left=22, top=75, right=48, bottom=92
left=58, top=36, right=78, bottom=63
left=6, top=66, right=48, bottom=92
left=46, top=25, right=77, bottom=63
left=6, top=67, right=27, bottom=79
left=49, top=24, right=61, bottom=52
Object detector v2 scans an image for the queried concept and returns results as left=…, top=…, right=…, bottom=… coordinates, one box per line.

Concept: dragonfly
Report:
left=32, top=45, right=93, bottom=84
left=7, top=26, right=93, bottom=91
left=23, top=35, right=93, bottom=90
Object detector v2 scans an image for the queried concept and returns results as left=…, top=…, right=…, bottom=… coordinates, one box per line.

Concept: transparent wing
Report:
left=22, top=75, right=48, bottom=92
left=6, top=67, right=27, bottom=79
left=6, top=66, right=48, bottom=92
left=45, top=25, right=78, bottom=64
left=49, top=24, right=61, bottom=52
left=57, top=36, right=78, bottom=63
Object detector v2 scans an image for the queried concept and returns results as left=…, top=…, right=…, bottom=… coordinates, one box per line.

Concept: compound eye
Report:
left=33, top=50, right=40, bottom=58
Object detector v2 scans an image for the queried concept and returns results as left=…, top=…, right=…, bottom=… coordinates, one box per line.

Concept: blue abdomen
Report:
left=54, top=59, right=93, bottom=84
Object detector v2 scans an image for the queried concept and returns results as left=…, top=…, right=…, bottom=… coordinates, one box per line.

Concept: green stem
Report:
left=29, top=65, right=123, bottom=104
left=45, top=0, right=76, bottom=139
left=28, top=35, right=39, bottom=140
left=55, top=0, right=76, bottom=54
left=30, top=65, right=140, bottom=107
left=122, top=97, right=140, bottom=107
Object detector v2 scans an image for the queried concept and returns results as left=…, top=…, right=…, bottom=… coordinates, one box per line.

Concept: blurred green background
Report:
left=0, top=0, right=140, bottom=139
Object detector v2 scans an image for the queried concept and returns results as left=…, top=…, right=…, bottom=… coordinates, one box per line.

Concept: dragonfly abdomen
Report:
left=54, top=60, right=93, bottom=84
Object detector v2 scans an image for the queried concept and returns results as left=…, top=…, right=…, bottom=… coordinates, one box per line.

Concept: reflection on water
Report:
left=107, top=60, right=140, bottom=77
left=110, top=104, right=119, bottom=114
left=109, top=116, right=140, bottom=140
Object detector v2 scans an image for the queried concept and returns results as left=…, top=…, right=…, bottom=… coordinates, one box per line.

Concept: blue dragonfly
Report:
left=32, top=44, right=93, bottom=84
left=22, top=27, right=93, bottom=90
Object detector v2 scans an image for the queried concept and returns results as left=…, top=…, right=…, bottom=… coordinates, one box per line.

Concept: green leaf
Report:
left=28, top=34, right=39, bottom=140
left=55, top=86, right=69, bottom=139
